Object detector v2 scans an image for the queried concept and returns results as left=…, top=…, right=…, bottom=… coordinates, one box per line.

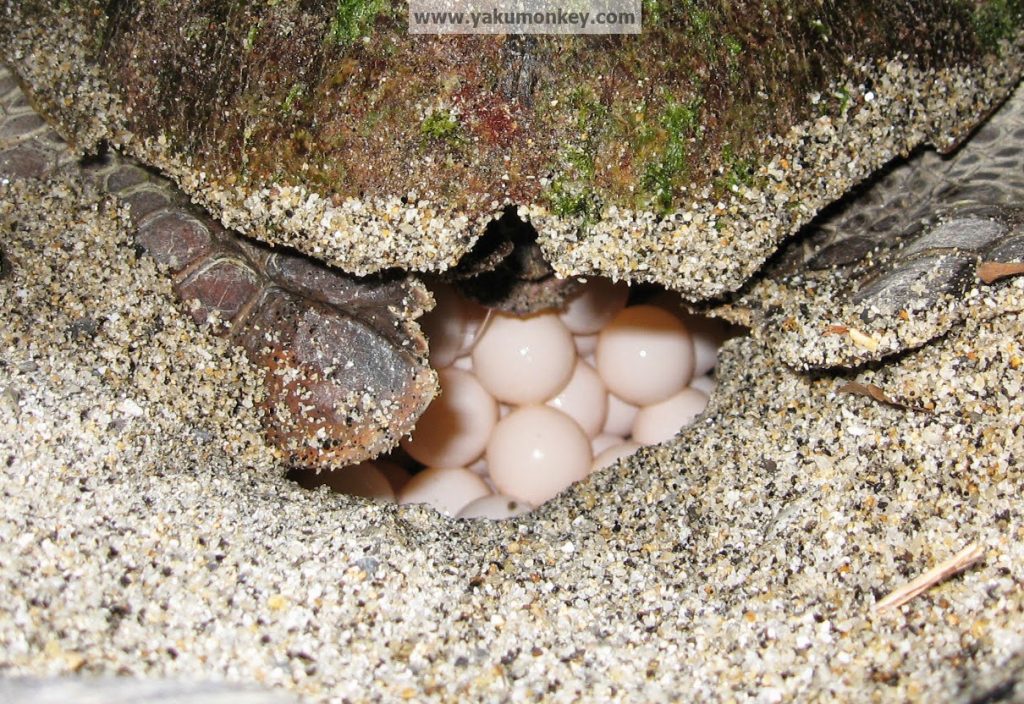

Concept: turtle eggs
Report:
left=298, top=277, right=730, bottom=519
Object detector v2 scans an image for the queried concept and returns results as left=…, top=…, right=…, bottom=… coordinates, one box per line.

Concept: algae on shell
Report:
left=2, top=0, right=1022, bottom=300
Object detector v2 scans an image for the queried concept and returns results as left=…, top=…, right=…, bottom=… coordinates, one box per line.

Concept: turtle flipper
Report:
left=0, top=64, right=437, bottom=468
left=714, top=84, right=1024, bottom=370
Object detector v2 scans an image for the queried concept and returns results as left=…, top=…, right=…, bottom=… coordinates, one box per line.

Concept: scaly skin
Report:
left=710, top=83, right=1024, bottom=370
left=0, top=64, right=437, bottom=468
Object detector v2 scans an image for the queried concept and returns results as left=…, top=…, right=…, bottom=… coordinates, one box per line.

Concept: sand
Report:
left=2, top=26, right=1024, bottom=704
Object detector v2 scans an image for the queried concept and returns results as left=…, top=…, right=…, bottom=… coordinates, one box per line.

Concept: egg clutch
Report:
left=294, top=278, right=728, bottom=518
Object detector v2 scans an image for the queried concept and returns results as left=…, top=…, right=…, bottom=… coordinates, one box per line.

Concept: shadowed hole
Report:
left=288, top=212, right=743, bottom=519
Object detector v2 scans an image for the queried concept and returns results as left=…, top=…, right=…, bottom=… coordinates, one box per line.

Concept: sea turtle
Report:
left=1, top=0, right=1022, bottom=470
left=4, top=4, right=1024, bottom=701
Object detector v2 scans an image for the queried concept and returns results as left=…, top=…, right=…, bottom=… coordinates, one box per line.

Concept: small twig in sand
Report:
left=875, top=543, right=985, bottom=613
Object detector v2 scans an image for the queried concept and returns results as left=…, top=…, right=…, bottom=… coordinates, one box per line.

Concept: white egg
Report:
left=591, top=432, right=624, bottom=456
left=467, top=456, right=488, bottom=476
left=401, top=368, right=498, bottom=468
left=632, top=388, right=708, bottom=446
left=486, top=406, right=591, bottom=505
left=560, top=278, right=630, bottom=335
left=574, top=333, right=599, bottom=356
left=456, top=494, right=535, bottom=519
left=591, top=441, right=642, bottom=474
left=363, top=279, right=728, bottom=512
left=471, top=311, right=576, bottom=404
left=648, top=293, right=732, bottom=378
left=603, top=392, right=639, bottom=437
left=689, top=374, right=716, bottom=396
left=397, top=467, right=491, bottom=516
left=374, top=460, right=410, bottom=494
left=596, top=305, right=695, bottom=406
left=306, top=462, right=395, bottom=503
left=546, top=359, right=608, bottom=438
left=420, top=283, right=471, bottom=369
left=456, top=298, right=489, bottom=356
left=680, top=313, right=729, bottom=377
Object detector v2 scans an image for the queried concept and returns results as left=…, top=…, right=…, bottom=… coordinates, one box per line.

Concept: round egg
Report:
left=486, top=406, right=591, bottom=505
left=574, top=333, right=599, bottom=357
left=546, top=359, right=608, bottom=438
left=456, top=299, right=489, bottom=357
left=401, top=368, right=498, bottom=468
left=374, top=460, right=411, bottom=494
left=632, top=388, right=708, bottom=446
left=305, top=462, right=395, bottom=503
left=596, top=305, right=695, bottom=406
left=591, top=441, right=642, bottom=474
left=560, top=278, right=629, bottom=335
left=457, top=494, right=535, bottom=520
left=420, top=283, right=472, bottom=369
left=689, top=374, right=716, bottom=396
left=679, top=312, right=729, bottom=378
left=603, top=393, right=639, bottom=437
left=397, top=467, right=491, bottom=516
left=467, top=456, right=488, bottom=476
left=471, top=311, right=576, bottom=405
left=591, top=432, right=624, bottom=456
left=648, top=293, right=731, bottom=379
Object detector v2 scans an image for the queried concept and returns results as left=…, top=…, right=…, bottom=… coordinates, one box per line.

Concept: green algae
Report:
left=327, top=0, right=389, bottom=47
left=420, top=108, right=462, bottom=143
left=637, top=96, right=703, bottom=212
left=243, top=22, right=261, bottom=51
left=8, top=0, right=1020, bottom=218
left=712, top=143, right=760, bottom=197
left=547, top=180, right=600, bottom=223
left=280, top=83, right=305, bottom=115
left=974, top=0, right=1024, bottom=48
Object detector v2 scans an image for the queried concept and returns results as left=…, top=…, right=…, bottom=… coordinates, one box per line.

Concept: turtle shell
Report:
left=1, top=0, right=1022, bottom=302
left=3, top=2, right=1024, bottom=468
left=709, top=84, right=1024, bottom=369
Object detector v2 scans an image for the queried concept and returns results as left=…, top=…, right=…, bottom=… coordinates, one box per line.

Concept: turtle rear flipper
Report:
left=713, top=84, right=1024, bottom=370
left=0, top=63, right=437, bottom=468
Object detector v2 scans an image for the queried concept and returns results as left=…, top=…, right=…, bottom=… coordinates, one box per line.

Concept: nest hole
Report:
left=289, top=210, right=742, bottom=518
